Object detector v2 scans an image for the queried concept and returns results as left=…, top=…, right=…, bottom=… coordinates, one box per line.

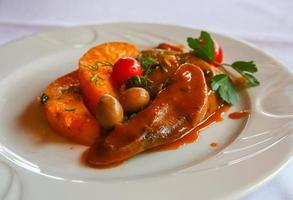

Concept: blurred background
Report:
left=1, top=0, right=293, bottom=68
left=0, top=0, right=292, bottom=199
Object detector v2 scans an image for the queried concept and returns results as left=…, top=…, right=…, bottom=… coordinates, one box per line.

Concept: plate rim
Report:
left=0, top=22, right=292, bottom=200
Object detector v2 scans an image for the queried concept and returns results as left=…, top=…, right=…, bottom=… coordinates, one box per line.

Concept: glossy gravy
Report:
left=149, top=104, right=230, bottom=152
left=210, top=142, right=218, bottom=148
left=81, top=149, right=125, bottom=169
left=228, top=110, right=250, bottom=119
left=82, top=105, right=230, bottom=169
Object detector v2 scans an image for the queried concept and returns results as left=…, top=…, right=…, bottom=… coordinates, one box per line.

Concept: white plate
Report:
left=0, top=22, right=292, bottom=200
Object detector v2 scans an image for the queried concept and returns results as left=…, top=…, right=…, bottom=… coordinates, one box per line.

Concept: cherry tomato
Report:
left=213, top=41, right=223, bottom=64
left=111, top=57, right=143, bottom=86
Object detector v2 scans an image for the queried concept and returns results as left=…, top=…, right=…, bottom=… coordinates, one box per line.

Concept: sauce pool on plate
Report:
left=148, top=104, right=230, bottom=152
left=210, top=142, right=218, bottom=148
left=228, top=110, right=250, bottom=120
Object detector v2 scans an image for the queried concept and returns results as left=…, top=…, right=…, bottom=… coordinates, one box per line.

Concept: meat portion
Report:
left=140, top=49, right=224, bottom=88
left=140, top=49, right=224, bottom=118
left=156, top=43, right=185, bottom=52
left=87, top=64, right=208, bottom=165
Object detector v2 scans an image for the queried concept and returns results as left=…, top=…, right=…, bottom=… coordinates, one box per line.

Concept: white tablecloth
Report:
left=0, top=0, right=292, bottom=199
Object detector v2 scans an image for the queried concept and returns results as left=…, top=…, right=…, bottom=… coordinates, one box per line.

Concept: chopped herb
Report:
left=125, top=76, right=151, bottom=88
left=125, top=76, right=156, bottom=98
left=40, top=93, right=49, bottom=104
left=139, top=56, right=160, bottom=76
left=90, top=74, right=98, bottom=82
left=211, top=74, right=239, bottom=105
left=122, top=56, right=165, bottom=99
left=64, top=108, right=76, bottom=112
left=86, top=63, right=100, bottom=71
left=97, top=61, right=113, bottom=67
left=90, top=74, right=104, bottom=85
left=86, top=61, right=113, bottom=72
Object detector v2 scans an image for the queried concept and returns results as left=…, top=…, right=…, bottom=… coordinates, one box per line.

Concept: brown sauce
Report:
left=156, top=43, right=184, bottom=52
left=86, top=64, right=210, bottom=167
left=228, top=110, right=250, bottom=119
left=148, top=104, right=230, bottom=152
left=82, top=104, right=230, bottom=168
left=210, top=142, right=218, bottom=148
left=81, top=149, right=125, bottom=169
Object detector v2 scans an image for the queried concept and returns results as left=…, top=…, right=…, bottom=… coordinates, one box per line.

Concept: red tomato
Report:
left=111, top=57, right=143, bottom=85
left=214, top=41, right=223, bottom=64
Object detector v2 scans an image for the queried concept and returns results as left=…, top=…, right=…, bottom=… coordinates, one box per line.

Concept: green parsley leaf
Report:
left=139, top=56, right=160, bottom=76
left=187, top=31, right=215, bottom=62
left=199, top=31, right=215, bottom=61
left=211, top=74, right=239, bottom=105
left=240, top=72, right=260, bottom=87
left=186, top=31, right=260, bottom=104
left=230, top=61, right=257, bottom=73
left=229, top=61, right=259, bottom=87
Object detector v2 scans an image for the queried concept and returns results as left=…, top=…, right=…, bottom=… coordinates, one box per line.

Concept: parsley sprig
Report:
left=211, top=74, right=239, bottom=105
left=223, top=61, right=259, bottom=87
left=187, top=31, right=260, bottom=104
left=187, top=31, right=215, bottom=62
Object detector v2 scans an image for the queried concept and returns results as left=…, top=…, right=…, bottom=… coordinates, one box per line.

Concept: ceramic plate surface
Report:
left=0, top=22, right=292, bottom=200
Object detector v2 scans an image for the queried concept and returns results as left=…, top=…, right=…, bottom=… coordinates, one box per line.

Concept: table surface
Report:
left=0, top=0, right=292, bottom=199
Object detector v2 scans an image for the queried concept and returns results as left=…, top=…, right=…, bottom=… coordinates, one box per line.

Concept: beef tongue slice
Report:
left=87, top=63, right=208, bottom=166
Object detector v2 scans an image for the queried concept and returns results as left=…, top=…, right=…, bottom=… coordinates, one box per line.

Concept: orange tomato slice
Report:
left=78, top=42, right=139, bottom=114
left=43, top=71, right=100, bottom=146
